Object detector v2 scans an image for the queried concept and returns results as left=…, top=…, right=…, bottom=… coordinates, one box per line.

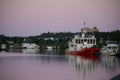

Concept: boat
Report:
left=100, top=41, right=120, bottom=56
left=66, top=28, right=100, bottom=56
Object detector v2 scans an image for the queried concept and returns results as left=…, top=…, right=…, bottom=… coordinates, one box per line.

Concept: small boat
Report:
left=66, top=27, right=100, bottom=56
left=100, top=41, right=120, bottom=56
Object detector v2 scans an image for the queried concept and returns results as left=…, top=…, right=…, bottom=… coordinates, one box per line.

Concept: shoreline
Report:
left=111, top=74, right=120, bottom=80
left=0, top=52, right=65, bottom=57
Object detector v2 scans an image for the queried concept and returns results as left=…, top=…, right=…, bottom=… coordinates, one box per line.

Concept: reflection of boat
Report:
left=78, top=55, right=99, bottom=61
left=100, top=56, right=119, bottom=70
left=67, top=55, right=99, bottom=72
left=66, top=28, right=100, bottom=55
left=100, top=41, right=120, bottom=56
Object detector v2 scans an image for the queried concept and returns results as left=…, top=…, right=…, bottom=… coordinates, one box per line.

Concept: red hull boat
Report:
left=67, top=26, right=100, bottom=56
left=66, top=48, right=100, bottom=56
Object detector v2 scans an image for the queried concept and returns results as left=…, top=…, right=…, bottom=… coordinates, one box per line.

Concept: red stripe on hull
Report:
left=66, top=48, right=100, bottom=56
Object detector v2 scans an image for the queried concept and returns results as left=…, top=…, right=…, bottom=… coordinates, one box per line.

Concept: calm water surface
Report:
left=0, top=49, right=120, bottom=80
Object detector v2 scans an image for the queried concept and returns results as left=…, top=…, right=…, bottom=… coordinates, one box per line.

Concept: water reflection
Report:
left=67, top=55, right=120, bottom=70
left=40, top=49, right=65, bottom=55
left=0, top=51, right=120, bottom=80
left=9, top=49, right=40, bottom=54
left=5, top=49, right=64, bottom=55
left=22, top=49, right=40, bottom=54
left=9, top=49, right=22, bottom=53
left=67, top=55, right=99, bottom=73
left=67, top=55, right=120, bottom=80
left=0, top=53, right=69, bottom=80
left=100, top=56, right=119, bottom=71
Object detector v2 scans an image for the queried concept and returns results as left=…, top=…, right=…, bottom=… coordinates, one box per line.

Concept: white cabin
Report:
left=68, top=32, right=96, bottom=51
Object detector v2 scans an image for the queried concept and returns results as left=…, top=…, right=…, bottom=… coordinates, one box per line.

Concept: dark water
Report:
left=0, top=49, right=120, bottom=80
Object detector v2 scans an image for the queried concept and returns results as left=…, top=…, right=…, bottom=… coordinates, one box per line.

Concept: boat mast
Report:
left=81, top=22, right=87, bottom=38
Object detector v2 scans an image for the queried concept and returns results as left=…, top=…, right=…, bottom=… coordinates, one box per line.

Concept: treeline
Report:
left=95, top=30, right=120, bottom=42
left=95, top=30, right=120, bottom=48
left=26, top=32, right=74, bottom=49
left=0, top=32, right=74, bottom=49
left=0, top=30, right=120, bottom=49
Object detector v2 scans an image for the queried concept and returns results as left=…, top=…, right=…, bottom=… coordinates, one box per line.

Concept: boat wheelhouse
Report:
left=68, top=32, right=96, bottom=51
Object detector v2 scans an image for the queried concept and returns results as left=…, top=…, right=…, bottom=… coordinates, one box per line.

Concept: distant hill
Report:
left=0, top=30, right=120, bottom=49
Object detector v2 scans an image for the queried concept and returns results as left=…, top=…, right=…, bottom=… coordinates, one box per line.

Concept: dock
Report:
left=111, top=74, right=120, bottom=80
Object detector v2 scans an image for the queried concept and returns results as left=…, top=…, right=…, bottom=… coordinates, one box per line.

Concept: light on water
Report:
left=0, top=49, right=120, bottom=80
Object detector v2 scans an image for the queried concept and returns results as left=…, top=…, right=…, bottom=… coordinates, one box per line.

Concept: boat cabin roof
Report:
left=106, top=41, right=118, bottom=44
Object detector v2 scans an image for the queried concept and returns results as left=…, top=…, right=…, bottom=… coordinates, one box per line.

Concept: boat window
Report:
left=84, top=39, right=87, bottom=42
left=93, top=39, right=95, bottom=44
left=79, top=39, right=80, bottom=44
left=76, top=39, right=77, bottom=43
left=76, top=39, right=78, bottom=44
left=88, top=39, right=90, bottom=44
left=93, top=45, right=96, bottom=48
left=88, top=41, right=89, bottom=44
left=112, top=47, right=114, bottom=49
left=108, top=47, right=111, bottom=49
left=90, top=39, right=92, bottom=44
left=114, top=47, right=116, bottom=49
left=81, top=39, right=83, bottom=43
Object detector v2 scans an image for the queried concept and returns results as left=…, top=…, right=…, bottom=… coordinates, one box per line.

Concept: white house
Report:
left=43, top=37, right=54, bottom=41
left=46, top=46, right=53, bottom=50
left=22, top=43, right=39, bottom=49
left=1, top=44, right=6, bottom=50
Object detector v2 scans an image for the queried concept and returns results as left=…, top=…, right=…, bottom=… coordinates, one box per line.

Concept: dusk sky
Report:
left=0, top=0, right=120, bottom=36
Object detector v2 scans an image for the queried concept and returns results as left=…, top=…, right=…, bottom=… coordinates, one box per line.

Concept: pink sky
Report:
left=0, top=0, right=120, bottom=36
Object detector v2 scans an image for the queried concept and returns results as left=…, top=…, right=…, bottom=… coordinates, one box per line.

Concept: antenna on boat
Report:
left=81, top=22, right=87, bottom=37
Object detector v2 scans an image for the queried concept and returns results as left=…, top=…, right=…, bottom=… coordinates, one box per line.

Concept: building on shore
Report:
left=22, top=43, right=39, bottom=49
left=81, top=27, right=99, bottom=33
left=1, top=44, right=6, bottom=50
